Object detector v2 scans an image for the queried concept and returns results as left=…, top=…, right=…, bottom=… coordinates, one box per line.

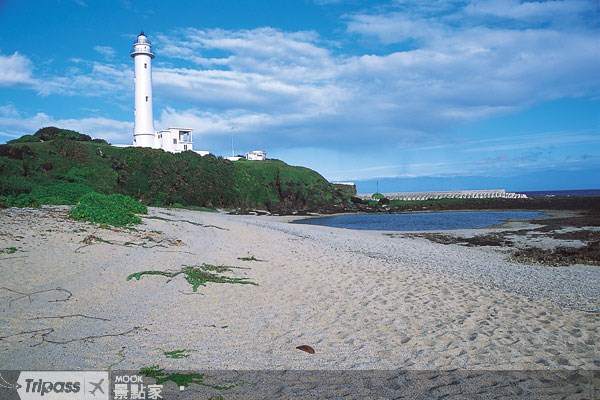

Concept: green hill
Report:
left=0, top=127, right=350, bottom=214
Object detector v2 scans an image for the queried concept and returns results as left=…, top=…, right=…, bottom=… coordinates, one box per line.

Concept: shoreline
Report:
left=0, top=205, right=598, bottom=373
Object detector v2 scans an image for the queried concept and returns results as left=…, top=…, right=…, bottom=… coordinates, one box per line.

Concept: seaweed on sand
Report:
left=163, top=349, right=191, bottom=359
left=127, top=263, right=258, bottom=291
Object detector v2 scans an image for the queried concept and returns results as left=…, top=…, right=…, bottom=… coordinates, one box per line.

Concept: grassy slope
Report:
left=234, top=160, right=341, bottom=212
left=0, top=138, right=348, bottom=212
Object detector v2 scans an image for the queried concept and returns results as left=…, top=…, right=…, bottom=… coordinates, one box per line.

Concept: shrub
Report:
left=8, top=193, right=41, bottom=207
left=34, top=126, right=92, bottom=142
left=69, top=192, right=147, bottom=226
left=7, top=135, right=42, bottom=144
left=378, top=197, right=390, bottom=205
left=65, top=166, right=91, bottom=182
left=34, top=127, right=62, bottom=140
left=0, top=175, right=35, bottom=196
left=2, top=182, right=93, bottom=207
left=31, top=182, right=93, bottom=204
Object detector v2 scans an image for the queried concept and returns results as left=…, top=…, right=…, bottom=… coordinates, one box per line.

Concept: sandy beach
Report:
left=1, top=205, right=598, bottom=369
left=1, top=206, right=599, bottom=396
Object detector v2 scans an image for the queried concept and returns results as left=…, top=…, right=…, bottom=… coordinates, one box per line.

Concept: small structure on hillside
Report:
left=156, top=128, right=192, bottom=153
left=156, top=128, right=209, bottom=155
left=245, top=150, right=267, bottom=161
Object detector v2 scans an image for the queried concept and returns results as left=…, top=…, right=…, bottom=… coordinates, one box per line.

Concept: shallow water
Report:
left=293, top=211, right=547, bottom=231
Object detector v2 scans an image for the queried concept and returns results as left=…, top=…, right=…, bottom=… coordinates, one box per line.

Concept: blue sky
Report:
left=1, top=0, right=599, bottom=193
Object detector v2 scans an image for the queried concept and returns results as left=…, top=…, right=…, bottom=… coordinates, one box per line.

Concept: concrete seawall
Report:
left=357, top=189, right=527, bottom=201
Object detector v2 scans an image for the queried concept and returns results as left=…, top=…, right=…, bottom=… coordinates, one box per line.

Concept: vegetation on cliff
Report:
left=0, top=127, right=350, bottom=214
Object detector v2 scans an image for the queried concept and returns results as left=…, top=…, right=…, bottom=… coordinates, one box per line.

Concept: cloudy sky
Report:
left=1, top=0, right=599, bottom=192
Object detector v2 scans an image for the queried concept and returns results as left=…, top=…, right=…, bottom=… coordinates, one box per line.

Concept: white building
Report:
left=245, top=150, right=267, bottom=161
left=156, top=128, right=208, bottom=155
left=130, top=32, right=208, bottom=155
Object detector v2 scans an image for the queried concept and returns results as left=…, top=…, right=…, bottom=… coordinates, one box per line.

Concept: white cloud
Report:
left=313, top=0, right=344, bottom=4
left=0, top=104, right=21, bottom=118
left=0, top=110, right=131, bottom=144
left=93, top=46, right=116, bottom=59
left=346, top=12, right=444, bottom=44
left=38, top=62, right=131, bottom=97
left=157, top=28, right=337, bottom=81
left=460, top=130, right=600, bottom=153
left=342, top=5, right=600, bottom=119
left=154, top=66, right=344, bottom=117
left=464, top=0, right=595, bottom=23
left=0, top=52, right=35, bottom=86
left=146, top=19, right=600, bottom=163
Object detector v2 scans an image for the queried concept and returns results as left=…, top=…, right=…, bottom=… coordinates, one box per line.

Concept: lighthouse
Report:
left=131, top=31, right=156, bottom=147
left=128, top=31, right=209, bottom=155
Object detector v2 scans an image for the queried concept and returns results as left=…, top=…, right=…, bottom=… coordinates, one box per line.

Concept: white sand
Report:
left=0, top=206, right=598, bottom=371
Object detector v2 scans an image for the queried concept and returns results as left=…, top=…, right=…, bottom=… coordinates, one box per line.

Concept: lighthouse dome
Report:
left=137, top=32, right=149, bottom=44
left=131, top=31, right=154, bottom=58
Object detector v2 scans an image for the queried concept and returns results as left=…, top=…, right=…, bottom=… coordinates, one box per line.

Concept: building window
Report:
left=173, top=139, right=177, bottom=144
left=144, top=63, right=147, bottom=69
left=184, top=145, right=188, bottom=150
left=145, top=96, right=148, bottom=102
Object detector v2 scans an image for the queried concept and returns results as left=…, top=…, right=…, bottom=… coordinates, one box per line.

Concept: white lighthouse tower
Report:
left=131, top=31, right=156, bottom=148
left=128, top=31, right=208, bottom=155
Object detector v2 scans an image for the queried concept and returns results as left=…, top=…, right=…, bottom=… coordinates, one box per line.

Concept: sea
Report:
left=293, top=211, right=547, bottom=231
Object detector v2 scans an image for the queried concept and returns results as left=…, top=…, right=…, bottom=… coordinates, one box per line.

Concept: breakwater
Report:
left=357, top=189, right=527, bottom=201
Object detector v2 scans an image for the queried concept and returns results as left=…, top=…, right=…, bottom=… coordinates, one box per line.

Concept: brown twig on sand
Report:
left=0, top=328, right=54, bottom=342
left=27, top=314, right=111, bottom=322
left=75, top=234, right=109, bottom=253
left=40, top=326, right=140, bottom=345
left=144, top=215, right=229, bottom=230
left=75, top=234, right=183, bottom=253
left=156, top=250, right=197, bottom=255
left=1, top=326, right=140, bottom=347
left=1, top=287, right=72, bottom=307
left=178, top=290, right=204, bottom=296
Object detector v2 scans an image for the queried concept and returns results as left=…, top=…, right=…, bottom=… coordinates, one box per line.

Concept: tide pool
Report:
left=293, top=211, right=546, bottom=231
